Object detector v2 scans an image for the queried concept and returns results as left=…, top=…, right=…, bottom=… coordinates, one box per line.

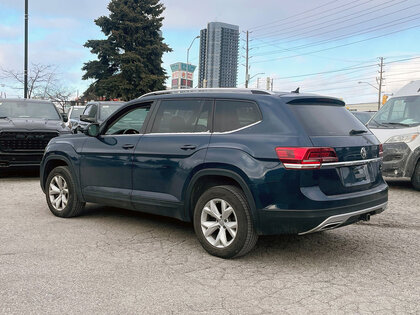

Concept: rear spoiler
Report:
left=287, top=98, right=345, bottom=106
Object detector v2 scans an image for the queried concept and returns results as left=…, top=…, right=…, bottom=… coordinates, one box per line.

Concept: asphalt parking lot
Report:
left=0, top=172, right=419, bottom=314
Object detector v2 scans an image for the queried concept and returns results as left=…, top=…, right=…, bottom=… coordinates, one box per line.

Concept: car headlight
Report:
left=385, top=133, right=419, bottom=144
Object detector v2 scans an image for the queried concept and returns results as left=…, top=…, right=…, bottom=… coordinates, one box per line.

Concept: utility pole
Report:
left=244, top=31, right=249, bottom=88
left=24, top=0, right=28, bottom=99
left=377, top=57, right=384, bottom=110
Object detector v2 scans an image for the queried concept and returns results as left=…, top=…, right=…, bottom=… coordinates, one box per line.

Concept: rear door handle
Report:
left=122, top=144, right=135, bottom=150
left=180, top=144, right=197, bottom=151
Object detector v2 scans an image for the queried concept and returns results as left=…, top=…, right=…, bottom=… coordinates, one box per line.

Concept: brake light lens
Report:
left=379, top=144, right=383, bottom=157
left=275, top=147, right=338, bottom=169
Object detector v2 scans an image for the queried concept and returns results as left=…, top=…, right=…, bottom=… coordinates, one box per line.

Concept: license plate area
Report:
left=339, top=164, right=371, bottom=187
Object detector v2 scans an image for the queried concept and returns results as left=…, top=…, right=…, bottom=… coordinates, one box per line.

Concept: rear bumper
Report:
left=0, top=152, right=43, bottom=168
left=256, top=182, right=388, bottom=235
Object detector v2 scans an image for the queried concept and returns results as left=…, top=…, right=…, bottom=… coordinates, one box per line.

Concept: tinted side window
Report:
left=151, top=99, right=211, bottom=133
left=214, top=100, right=262, bottom=132
left=84, top=104, right=97, bottom=118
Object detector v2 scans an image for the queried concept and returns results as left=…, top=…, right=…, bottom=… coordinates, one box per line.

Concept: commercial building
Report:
left=170, top=62, right=197, bottom=89
left=198, top=22, right=239, bottom=88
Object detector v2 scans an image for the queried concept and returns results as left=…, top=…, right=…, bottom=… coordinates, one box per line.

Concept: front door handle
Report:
left=180, top=144, right=197, bottom=151
left=122, top=144, right=135, bottom=150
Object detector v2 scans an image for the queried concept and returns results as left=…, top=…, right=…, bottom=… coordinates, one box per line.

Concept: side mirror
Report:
left=61, top=113, right=68, bottom=122
left=85, top=123, right=100, bottom=137
left=80, top=114, right=96, bottom=123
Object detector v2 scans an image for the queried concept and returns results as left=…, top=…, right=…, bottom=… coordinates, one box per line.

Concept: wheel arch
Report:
left=184, top=168, right=259, bottom=230
left=41, top=155, right=85, bottom=202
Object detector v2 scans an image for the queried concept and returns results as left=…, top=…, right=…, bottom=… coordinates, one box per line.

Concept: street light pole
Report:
left=24, top=0, right=28, bottom=98
left=358, top=81, right=379, bottom=91
left=186, top=35, right=200, bottom=89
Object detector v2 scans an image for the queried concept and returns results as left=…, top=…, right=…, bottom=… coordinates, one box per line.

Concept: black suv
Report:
left=40, top=89, right=388, bottom=258
left=0, top=99, right=70, bottom=169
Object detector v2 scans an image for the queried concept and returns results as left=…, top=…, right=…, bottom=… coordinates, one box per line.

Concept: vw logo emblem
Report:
left=360, top=147, right=367, bottom=159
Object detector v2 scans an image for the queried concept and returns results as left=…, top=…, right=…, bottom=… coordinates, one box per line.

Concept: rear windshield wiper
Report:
left=349, top=129, right=367, bottom=135
left=0, top=116, right=9, bottom=119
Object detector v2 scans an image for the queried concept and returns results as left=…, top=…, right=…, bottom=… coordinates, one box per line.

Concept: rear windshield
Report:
left=0, top=100, right=60, bottom=120
left=289, top=104, right=369, bottom=136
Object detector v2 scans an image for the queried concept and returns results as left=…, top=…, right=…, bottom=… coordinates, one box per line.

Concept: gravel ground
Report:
left=0, top=172, right=419, bottom=314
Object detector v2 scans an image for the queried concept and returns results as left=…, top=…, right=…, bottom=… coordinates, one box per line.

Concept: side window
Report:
left=83, top=104, right=97, bottom=118
left=105, top=105, right=151, bottom=135
left=88, top=105, right=98, bottom=118
left=83, top=105, right=92, bottom=116
left=214, top=100, right=262, bottom=132
left=151, top=99, right=211, bottom=133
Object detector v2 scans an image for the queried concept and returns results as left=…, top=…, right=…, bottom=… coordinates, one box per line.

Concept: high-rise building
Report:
left=170, top=62, right=197, bottom=89
left=198, top=22, right=239, bottom=88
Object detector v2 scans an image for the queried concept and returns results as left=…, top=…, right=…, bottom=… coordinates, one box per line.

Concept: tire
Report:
left=193, top=185, right=258, bottom=259
left=45, top=166, right=85, bottom=217
left=411, top=160, right=420, bottom=191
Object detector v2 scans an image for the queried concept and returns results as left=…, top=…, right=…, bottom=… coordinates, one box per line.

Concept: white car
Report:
left=66, top=106, right=86, bottom=130
left=368, top=80, right=420, bottom=190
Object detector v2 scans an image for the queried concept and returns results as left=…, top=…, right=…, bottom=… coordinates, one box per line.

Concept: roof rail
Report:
left=139, top=88, right=274, bottom=98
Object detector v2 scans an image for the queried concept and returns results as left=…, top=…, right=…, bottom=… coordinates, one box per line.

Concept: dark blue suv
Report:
left=40, top=89, right=388, bottom=258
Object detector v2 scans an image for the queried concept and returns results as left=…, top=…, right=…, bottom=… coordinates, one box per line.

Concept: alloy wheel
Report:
left=200, top=198, right=238, bottom=248
left=49, top=175, right=69, bottom=211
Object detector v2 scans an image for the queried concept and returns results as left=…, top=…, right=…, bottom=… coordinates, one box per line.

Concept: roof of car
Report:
left=136, top=88, right=344, bottom=105
left=86, top=101, right=125, bottom=105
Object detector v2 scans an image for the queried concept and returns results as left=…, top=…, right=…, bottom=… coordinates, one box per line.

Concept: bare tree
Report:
left=0, top=63, right=59, bottom=99
left=46, top=87, right=72, bottom=113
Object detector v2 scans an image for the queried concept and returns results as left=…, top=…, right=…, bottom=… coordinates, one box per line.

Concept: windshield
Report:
left=368, top=96, right=420, bottom=128
left=99, top=104, right=123, bottom=120
left=0, top=100, right=60, bottom=120
left=70, top=107, right=85, bottom=119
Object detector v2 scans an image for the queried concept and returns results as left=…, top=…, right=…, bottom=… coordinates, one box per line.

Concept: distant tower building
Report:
left=198, top=22, right=239, bottom=88
left=170, top=62, right=196, bottom=89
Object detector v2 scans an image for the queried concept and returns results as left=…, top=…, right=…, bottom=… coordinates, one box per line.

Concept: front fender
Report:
left=40, top=142, right=85, bottom=202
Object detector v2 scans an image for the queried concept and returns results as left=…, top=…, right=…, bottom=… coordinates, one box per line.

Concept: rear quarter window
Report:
left=214, top=100, right=262, bottom=132
left=289, top=104, right=369, bottom=136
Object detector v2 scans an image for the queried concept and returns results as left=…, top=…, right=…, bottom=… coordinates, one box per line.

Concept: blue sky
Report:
left=1, top=0, right=420, bottom=103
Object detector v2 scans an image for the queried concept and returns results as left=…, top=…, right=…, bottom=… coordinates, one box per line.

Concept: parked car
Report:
left=350, top=110, right=376, bottom=125
left=40, top=89, right=388, bottom=258
left=368, top=80, right=420, bottom=190
left=0, top=98, right=70, bottom=169
left=66, top=105, right=85, bottom=130
left=72, top=101, right=124, bottom=133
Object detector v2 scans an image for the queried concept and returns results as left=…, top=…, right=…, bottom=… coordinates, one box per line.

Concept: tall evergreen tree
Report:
left=82, top=0, right=171, bottom=100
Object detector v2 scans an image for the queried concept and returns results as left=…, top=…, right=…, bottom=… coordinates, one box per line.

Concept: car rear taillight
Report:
left=275, top=147, right=338, bottom=170
left=379, top=144, right=383, bottom=157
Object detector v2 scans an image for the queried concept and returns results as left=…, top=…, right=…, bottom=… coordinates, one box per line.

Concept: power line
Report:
left=252, top=13, right=420, bottom=57
left=254, top=0, right=412, bottom=47
left=271, top=56, right=420, bottom=80
left=254, top=0, right=400, bottom=39
left=252, top=24, right=420, bottom=64
left=249, top=0, right=343, bottom=31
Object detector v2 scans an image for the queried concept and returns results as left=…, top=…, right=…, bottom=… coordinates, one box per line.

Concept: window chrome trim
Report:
left=212, top=120, right=262, bottom=134
left=320, top=157, right=382, bottom=169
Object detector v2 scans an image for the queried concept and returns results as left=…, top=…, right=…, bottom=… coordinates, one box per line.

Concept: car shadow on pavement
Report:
left=0, top=168, right=40, bottom=178
left=78, top=203, right=382, bottom=262
left=384, top=177, right=414, bottom=189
